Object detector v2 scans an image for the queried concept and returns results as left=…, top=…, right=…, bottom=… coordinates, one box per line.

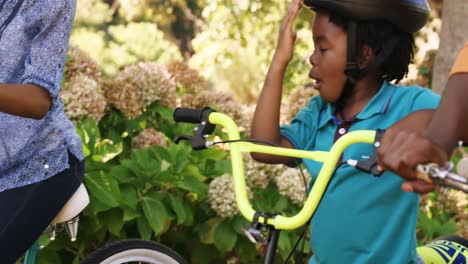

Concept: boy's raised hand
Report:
left=274, top=0, right=303, bottom=65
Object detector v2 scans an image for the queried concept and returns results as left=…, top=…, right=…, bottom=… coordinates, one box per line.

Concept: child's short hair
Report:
left=328, top=12, right=415, bottom=83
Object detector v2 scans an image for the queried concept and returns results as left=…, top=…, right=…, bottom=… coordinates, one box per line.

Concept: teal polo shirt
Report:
left=280, top=81, right=440, bottom=264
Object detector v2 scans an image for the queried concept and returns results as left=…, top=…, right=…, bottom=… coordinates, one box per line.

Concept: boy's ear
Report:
left=357, top=45, right=375, bottom=69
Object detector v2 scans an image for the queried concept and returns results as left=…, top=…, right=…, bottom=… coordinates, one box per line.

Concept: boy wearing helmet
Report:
left=251, top=0, right=439, bottom=263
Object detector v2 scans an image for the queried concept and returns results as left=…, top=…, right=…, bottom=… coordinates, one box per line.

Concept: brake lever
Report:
left=348, top=129, right=385, bottom=176
left=173, top=135, right=192, bottom=144
left=352, top=156, right=382, bottom=176
left=416, top=163, right=468, bottom=193
left=173, top=122, right=216, bottom=150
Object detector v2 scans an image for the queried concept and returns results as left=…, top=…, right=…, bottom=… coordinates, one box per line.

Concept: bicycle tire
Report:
left=81, top=239, right=187, bottom=264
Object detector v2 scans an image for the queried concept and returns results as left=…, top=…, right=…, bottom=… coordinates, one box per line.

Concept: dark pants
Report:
left=0, top=153, right=84, bottom=264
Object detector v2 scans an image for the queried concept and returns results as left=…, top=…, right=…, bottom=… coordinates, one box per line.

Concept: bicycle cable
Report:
left=209, top=139, right=308, bottom=198
left=282, top=161, right=347, bottom=264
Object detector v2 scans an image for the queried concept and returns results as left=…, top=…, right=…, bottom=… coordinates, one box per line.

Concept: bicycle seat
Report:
left=52, top=183, right=89, bottom=225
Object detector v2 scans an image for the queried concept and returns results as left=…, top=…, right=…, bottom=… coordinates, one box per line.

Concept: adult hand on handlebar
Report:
left=274, top=0, right=303, bottom=65
left=376, top=129, right=448, bottom=194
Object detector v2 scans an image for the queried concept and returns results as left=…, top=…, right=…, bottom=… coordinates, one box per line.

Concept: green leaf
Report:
left=197, top=218, right=223, bottom=244
left=78, top=118, right=101, bottom=143
left=120, top=185, right=138, bottom=209
left=183, top=164, right=207, bottom=181
left=199, top=148, right=227, bottom=161
left=153, top=170, right=175, bottom=185
left=120, top=160, right=150, bottom=181
left=167, top=143, right=190, bottom=168
left=123, top=206, right=141, bottom=221
left=125, top=117, right=147, bottom=135
left=84, top=171, right=120, bottom=207
left=106, top=128, right=123, bottom=143
left=274, top=195, right=290, bottom=212
left=213, top=220, right=238, bottom=252
left=252, top=184, right=286, bottom=212
left=124, top=149, right=161, bottom=179
left=207, top=159, right=232, bottom=177
left=182, top=202, right=194, bottom=226
left=76, top=118, right=100, bottom=154
left=235, top=236, right=258, bottom=263
left=160, top=160, right=171, bottom=172
left=151, top=104, right=173, bottom=121
left=168, top=194, right=186, bottom=225
left=439, top=221, right=458, bottom=235
left=82, top=144, right=91, bottom=158
left=176, top=175, right=208, bottom=196
left=149, top=146, right=170, bottom=161
left=141, top=195, right=172, bottom=235
left=277, top=230, right=294, bottom=258
left=92, top=139, right=123, bottom=163
left=174, top=154, right=190, bottom=174
left=105, top=209, right=124, bottom=237
left=72, top=257, right=80, bottom=264
left=231, top=215, right=250, bottom=235
left=190, top=243, right=217, bottom=264
left=197, top=222, right=211, bottom=244
left=84, top=194, right=113, bottom=216
left=83, top=160, right=111, bottom=173
left=36, top=248, right=62, bottom=264
left=109, top=165, right=135, bottom=184
left=136, top=216, right=152, bottom=240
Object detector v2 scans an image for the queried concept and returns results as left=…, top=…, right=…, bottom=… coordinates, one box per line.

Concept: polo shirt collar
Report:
left=318, top=81, right=396, bottom=128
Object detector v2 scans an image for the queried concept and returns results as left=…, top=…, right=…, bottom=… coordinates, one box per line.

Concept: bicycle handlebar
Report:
left=173, top=108, right=468, bottom=230
left=174, top=108, right=375, bottom=229
left=173, top=107, right=215, bottom=124
left=416, top=164, right=468, bottom=193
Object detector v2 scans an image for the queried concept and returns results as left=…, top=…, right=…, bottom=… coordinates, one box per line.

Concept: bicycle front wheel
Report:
left=81, top=239, right=187, bottom=264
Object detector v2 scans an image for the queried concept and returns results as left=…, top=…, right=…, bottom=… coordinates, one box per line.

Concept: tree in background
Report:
left=188, top=0, right=313, bottom=103
left=72, top=0, right=313, bottom=103
left=431, top=0, right=468, bottom=94
left=72, top=0, right=193, bottom=75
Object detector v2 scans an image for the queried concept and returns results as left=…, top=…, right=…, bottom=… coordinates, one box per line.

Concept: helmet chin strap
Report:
left=336, top=21, right=361, bottom=111
left=336, top=21, right=400, bottom=111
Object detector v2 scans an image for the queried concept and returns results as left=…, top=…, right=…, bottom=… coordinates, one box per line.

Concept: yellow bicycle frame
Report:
left=209, top=112, right=376, bottom=230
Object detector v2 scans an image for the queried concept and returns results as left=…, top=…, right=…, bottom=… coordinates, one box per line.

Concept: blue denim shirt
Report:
left=0, top=0, right=84, bottom=191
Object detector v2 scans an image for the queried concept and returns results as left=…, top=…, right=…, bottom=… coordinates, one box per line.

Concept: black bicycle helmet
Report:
left=303, top=0, right=430, bottom=33
left=303, top=0, right=431, bottom=106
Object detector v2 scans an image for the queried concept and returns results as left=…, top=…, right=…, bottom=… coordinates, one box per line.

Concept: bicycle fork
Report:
left=242, top=212, right=282, bottom=264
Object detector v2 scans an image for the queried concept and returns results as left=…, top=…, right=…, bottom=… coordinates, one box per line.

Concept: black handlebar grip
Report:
left=173, top=107, right=213, bottom=123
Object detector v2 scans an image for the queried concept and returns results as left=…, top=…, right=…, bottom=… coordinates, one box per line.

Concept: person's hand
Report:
left=377, top=128, right=448, bottom=194
left=273, top=0, right=303, bottom=65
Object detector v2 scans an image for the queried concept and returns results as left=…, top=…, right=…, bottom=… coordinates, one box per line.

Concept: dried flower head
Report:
left=243, top=154, right=286, bottom=189
left=103, top=62, right=176, bottom=119
left=167, top=61, right=207, bottom=94
left=64, top=43, right=101, bottom=82
left=284, top=84, right=318, bottom=122
left=207, top=174, right=252, bottom=218
left=272, top=167, right=311, bottom=205
left=61, top=75, right=107, bottom=122
left=178, top=89, right=245, bottom=125
left=132, top=128, right=168, bottom=149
